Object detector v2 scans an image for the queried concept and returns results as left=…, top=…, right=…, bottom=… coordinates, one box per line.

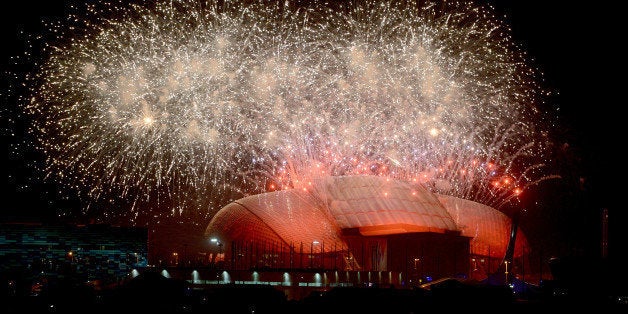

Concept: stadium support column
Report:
left=501, top=211, right=519, bottom=283
left=487, top=211, right=518, bottom=285
left=601, top=208, right=608, bottom=259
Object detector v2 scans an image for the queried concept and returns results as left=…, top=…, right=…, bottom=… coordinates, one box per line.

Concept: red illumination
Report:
left=206, top=175, right=529, bottom=268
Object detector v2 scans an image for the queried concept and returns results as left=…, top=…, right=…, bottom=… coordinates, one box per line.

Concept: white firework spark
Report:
left=24, top=0, right=558, bottom=224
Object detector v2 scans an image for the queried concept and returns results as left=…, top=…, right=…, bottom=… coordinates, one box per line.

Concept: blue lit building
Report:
left=0, top=222, right=147, bottom=287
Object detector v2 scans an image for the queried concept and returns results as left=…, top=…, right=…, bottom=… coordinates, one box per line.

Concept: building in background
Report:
left=0, top=222, right=147, bottom=294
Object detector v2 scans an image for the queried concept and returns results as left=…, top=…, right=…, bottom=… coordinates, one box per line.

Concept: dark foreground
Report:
left=4, top=275, right=628, bottom=313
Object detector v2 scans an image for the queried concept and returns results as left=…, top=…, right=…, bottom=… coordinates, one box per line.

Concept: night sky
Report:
left=1, top=1, right=623, bottom=269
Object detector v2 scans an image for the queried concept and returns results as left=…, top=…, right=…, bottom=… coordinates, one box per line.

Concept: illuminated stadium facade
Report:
left=205, top=175, right=527, bottom=282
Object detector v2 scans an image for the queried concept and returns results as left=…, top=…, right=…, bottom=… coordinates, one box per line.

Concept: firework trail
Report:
left=23, top=0, right=558, bottom=223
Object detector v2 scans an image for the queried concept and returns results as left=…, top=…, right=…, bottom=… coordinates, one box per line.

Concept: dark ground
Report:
left=3, top=267, right=628, bottom=314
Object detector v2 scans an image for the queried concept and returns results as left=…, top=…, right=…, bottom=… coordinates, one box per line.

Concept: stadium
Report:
left=204, top=175, right=527, bottom=285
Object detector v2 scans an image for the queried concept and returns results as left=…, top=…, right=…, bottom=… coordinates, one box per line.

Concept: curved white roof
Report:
left=208, top=189, right=343, bottom=250
left=314, top=175, right=458, bottom=234
left=206, top=175, right=526, bottom=258
left=437, top=194, right=528, bottom=258
left=207, top=175, right=459, bottom=251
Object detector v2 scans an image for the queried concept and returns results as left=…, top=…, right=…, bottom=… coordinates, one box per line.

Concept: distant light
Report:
left=210, top=238, right=218, bottom=243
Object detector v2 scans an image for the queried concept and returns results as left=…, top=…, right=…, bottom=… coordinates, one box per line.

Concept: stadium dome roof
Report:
left=437, top=195, right=528, bottom=259
left=206, top=175, right=527, bottom=258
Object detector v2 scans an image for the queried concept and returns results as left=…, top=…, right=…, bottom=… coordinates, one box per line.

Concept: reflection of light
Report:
left=221, top=271, right=231, bottom=284
left=314, top=273, right=322, bottom=285
left=192, top=270, right=200, bottom=283
left=282, top=272, right=291, bottom=286
left=209, top=238, right=224, bottom=262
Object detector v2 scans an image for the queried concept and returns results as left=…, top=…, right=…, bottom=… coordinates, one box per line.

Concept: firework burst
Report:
left=23, top=0, right=558, bottom=224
